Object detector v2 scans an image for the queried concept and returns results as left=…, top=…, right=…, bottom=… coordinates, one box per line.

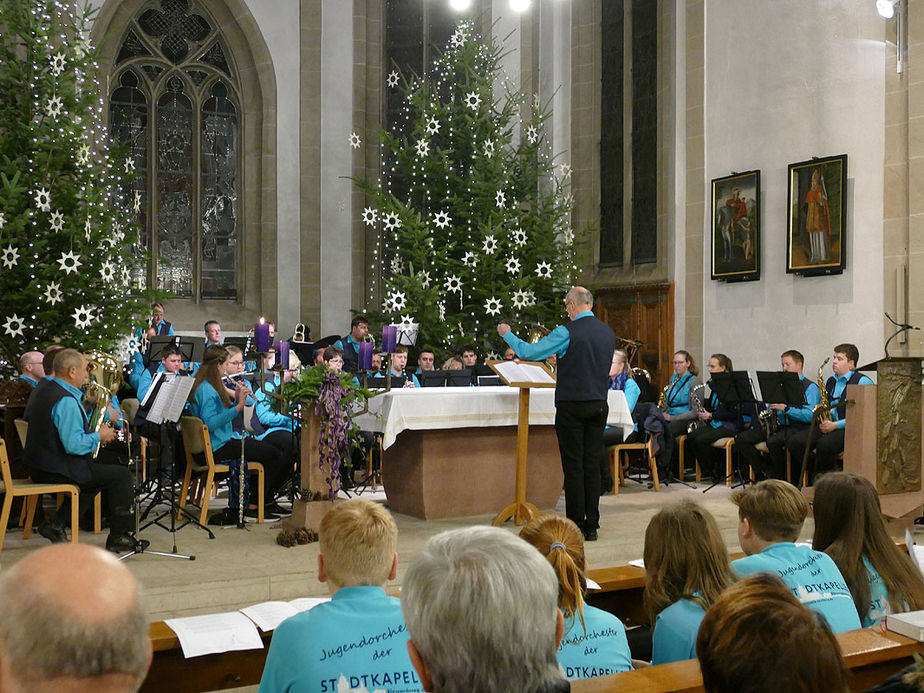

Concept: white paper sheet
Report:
left=289, top=596, right=331, bottom=612
left=628, top=558, right=645, bottom=568
left=239, top=597, right=331, bottom=632
left=585, top=578, right=601, bottom=591
left=165, top=611, right=264, bottom=658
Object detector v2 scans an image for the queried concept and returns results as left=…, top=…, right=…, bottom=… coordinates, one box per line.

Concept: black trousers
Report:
left=687, top=424, right=736, bottom=478
left=31, top=455, right=134, bottom=531
left=786, top=426, right=845, bottom=483
left=213, top=438, right=290, bottom=506
left=735, top=427, right=770, bottom=479
left=555, top=400, right=607, bottom=532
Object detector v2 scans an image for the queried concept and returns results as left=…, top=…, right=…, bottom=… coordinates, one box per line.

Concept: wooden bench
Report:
left=571, top=627, right=924, bottom=692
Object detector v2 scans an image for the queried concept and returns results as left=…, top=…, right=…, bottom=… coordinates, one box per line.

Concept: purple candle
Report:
left=275, top=340, right=290, bottom=369
left=358, top=341, right=373, bottom=370
left=382, top=325, right=397, bottom=353
left=254, top=320, right=270, bottom=352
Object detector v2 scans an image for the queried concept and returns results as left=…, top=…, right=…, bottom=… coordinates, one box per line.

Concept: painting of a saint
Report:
left=711, top=170, right=760, bottom=282
left=787, top=155, right=847, bottom=275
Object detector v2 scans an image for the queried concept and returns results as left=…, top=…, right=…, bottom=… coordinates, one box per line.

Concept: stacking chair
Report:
left=713, top=437, right=736, bottom=486
left=178, top=416, right=264, bottom=525
left=610, top=435, right=660, bottom=492
left=675, top=434, right=702, bottom=482
left=0, top=438, right=79, bottom=556
left=14, top=418, right=101, bottom=534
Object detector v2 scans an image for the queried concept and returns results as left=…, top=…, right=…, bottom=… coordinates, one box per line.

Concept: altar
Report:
left=355, top=387, right=634, bottom=519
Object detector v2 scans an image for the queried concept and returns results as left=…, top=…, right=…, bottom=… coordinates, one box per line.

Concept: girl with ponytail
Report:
left=519, top=514, right=632, bottom=679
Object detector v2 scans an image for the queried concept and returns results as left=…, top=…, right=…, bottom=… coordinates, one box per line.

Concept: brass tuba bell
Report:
left=85, top=350, right=123, bottom=458
left=527, top=325, right=550, bottom=344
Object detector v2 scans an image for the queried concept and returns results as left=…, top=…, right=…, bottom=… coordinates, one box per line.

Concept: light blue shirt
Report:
left=50, top=378, right=100, bottom=455
left=390, top=369, right=420, bottom=387
left=502, top=311, right=595, bottom=361
left=18, top=374, right=38, bottom=387
left=664, top=373, right=696, bottom=416
left=255, top=374, right=296, bottom=439
left=188, top=380, right=239, bottom=452
left=862, top=555, right=891, bottom=628
left=830, top=371, right=874, bottom=429
left=558, top=604, right=632, bottom=679
left=732, top=543, right=861, bottom=633
left=779, top=376, right=821, bottom=425
left=129, top=360, right=165, bottom=402
left=259, top=586, right=418, bottom=693
left=651, top=598, right=705, bottom=665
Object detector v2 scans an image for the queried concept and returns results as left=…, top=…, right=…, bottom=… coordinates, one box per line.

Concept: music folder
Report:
left=756, top=371, right=807, bottom=406
left=145, top=373, right=195, bottom=424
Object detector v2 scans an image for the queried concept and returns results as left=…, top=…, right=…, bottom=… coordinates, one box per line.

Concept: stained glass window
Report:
left=108, top=0, right=240, bottom=300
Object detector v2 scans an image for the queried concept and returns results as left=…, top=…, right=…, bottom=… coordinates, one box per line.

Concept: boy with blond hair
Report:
left=731, top=479, right=861, bottom=633
left=259, top=499, right=419, bottom=693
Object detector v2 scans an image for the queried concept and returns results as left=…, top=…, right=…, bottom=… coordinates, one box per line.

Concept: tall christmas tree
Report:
left=0, top=0, right=148, bottom=373
left=356, top=20, right=577, bottom=357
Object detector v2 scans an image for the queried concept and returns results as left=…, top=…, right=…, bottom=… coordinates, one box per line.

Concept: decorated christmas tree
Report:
left=355, top=20, right=577, bottom=357
left=0, top=0, right=148, bottom=373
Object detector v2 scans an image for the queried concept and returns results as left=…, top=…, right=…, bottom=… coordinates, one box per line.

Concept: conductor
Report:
left=497, top=286, right=615, bottom=541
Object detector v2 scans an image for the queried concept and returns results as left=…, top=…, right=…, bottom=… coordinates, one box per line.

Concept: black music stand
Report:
left=418, top=370, right=449, bottom=387
left=701, top=372, right=755, bottom=493
left=447, top=369, right=473, bottom=387
left=290, top=340, right=315, bottom=366
left=146, top=335, right=203, bottom=366
left=756, top=371, right=807, bottom=407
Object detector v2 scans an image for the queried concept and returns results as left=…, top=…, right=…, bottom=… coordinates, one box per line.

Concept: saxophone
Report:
left=813, top=357, right=832, bottom=422
left=657, top=381, right=671, bottom=409
left=687, top=384, right=707, bottom=434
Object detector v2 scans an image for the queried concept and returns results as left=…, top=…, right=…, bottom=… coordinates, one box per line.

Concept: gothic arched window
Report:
left=109, top=0, right=241, bottom=300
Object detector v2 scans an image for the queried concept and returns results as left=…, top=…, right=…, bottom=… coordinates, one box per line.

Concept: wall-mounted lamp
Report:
left=510, top=0, right=533, bottom=13
left=877, top=0, right=905, bottom=73
left=877, top=0, right=895, bottom=19
left=448, top=0, right=473, bottom=11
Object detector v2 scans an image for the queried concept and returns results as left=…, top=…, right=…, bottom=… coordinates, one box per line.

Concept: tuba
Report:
left=527, top=325, right=550, bottom=343
left=813, top=357, right=832, bottom=422
left=86, top=350, right=123, bottom=458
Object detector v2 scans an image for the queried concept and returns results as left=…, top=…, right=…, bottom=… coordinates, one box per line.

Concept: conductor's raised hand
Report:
left=497, top=323, right=511, bottom=337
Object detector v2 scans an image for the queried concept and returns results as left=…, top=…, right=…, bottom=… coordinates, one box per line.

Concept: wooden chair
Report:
left=713, top=437, right=735, bottom=486
left=675, top=434, right=702, bottom=482
left=610, top=435, right=659, bottom=492
left=178, top=416, right=264, bottom=525
left=14, top=418, right=101, bottom=534
left=0, top=438, right=79, bottom=556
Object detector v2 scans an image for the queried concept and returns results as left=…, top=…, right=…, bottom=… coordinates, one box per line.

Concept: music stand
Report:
left=146, top=336, right=203, bottom=365
left=418, top=370, right=448, bottom=388
left=368, top=375, right=406, bottom=389
left=701, top=372, right=754, bottom=493
left=290, top=340, right=315, bottom=366
left=447, top=369, right=473, bottom=387
left=756, top=371, right=807, bottom=407
left=477, top=375, right=503, bottom=386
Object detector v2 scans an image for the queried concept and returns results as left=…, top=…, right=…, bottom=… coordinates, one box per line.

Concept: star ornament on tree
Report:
left=58, top=250, right=82, bottom=274
left=424, top=116, right=440, bottom=136
left=72, top=305, right=96, bottom=329
left=45, top=94, right=64, bottom=119
left=50, top=52, right=66, bottom=76
left=34, top=187, right=51, bottom=212
left=100, top=261, right=116, bottom=282
left=505, top=257, right=521, bottom=275
left=388, top=290, right=407, bottom=313
left=386, top=70, right=400, bottom=88
left=560, top=162, right=572, bottom=179
left=513, top=228, right=527, bottom=247
left=362, top=207, right=377, bottom=226
left=44, top=282, right=63, bottom=306
left=525, top=125, right=539, bottom=144
left=415, top=138, right=430, bottom=158
left=383, top=211, right=401, bottom=231
left=438, top=301, right=446, bottom=321
left=133, top=191, right=142, bottom=213
left=418, top=270, right=431, bottom=288
left=484, top=139, right=495, bottom=157
left=464, top=91, right=481, bottom=110
left=0, top=212, right=5, bottom=229
left=482, top=235, right=498, bottom=255
left=495, top=190, right=506, bottom=208
left=76, top=144, right=90, bottom=166
left=462, top=251, right=478, bottom=268
left=390, top=255, right=405, bottom=274
left=445, top=275, right=462, bottom=294
left=3, top=314, right=25, bottom=339
left=84, top=218, right=92, bottom=240
left=484, top=296, right=502, bottom=316
left=535, top=261, right=553, bottom=279
left=432, top=210, right=450, bottom=229
left=349, top=132, right=362, bottom=149
left=512, top=289, right=532, bottom=309
left=400, top=315, right=415, bottom=328
left=124, top=158, right=135, bottom=173
left=49, top=210, right=65, bottom=231
left=1, top=245, right=19, bottom=269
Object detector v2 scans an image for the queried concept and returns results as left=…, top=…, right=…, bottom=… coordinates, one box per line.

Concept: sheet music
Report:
left=147, top=375, right=194, bottom=424
left=164, top=611, right=264, bottom=658
left=493, top=360, right=555, bottom=384
left=239, top=596, right=330, bottom=632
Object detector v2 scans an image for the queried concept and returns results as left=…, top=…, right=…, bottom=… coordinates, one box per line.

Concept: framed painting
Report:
left=786, top=154, right=847, bottom=275
left=711, top=170, right=760, bottom=282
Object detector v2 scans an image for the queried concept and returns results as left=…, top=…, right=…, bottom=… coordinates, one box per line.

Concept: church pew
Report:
left=570, top=628, right=924, bottom=693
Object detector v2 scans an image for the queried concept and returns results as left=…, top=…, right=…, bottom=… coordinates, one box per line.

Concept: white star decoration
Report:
left=58, top=250, right=81, bottom=274
left=562, top=227, right=574, bottom=244
left=387, top=290, right=406, bottom=312
left=464, top=91, right=481, bottom=110
left=133, top=191, right=142, bottom=213
left=349, top=132, right=362, bottom=149
left=415, top=138, right=430, bottom=158
left=0, top=212, right=5, bottom=229
left=484, top=297, right=502, bottom=316
left=462, top=251, right=478, bottom=268
left=3, top=314, right=25, bottom=339
left=560, top=163, right=572, bottom=178
left=513, top=228, right=527, bottom=246
left=444, top=275, right=462, bottom=294
left=400, top=315, right=415, bottom=328
left=44, top=282, right=63, bottom=306
left=484, top=139, right=495, bottom=157
left=1, top=245, right=19, bottom=269
left=386, top=70, right=399, bottom=88
left=362, top=207, right=377, bottom=226
left=482, top=235, right=498, bottom=255
left=34, top=187, right=51, bottom=212
left=432, top=210, right=450, bottom=229
left=390, top=255, right=405, bottom=275
left=72, top=304, right=95, bottom=329
left=505, top=257, right=521, bottom=275
left=495, top=190, right=506, bottom=208
left=535, top=261, right=552, bottom=278
left=525, top=125, right=538, bottom=144
left=100, top=261, right=116, bottom=282
left=418, top=270, right=431, bottom=288
left=50, top=52, right=66, bottom=76
left=438, top=302, right=446, bottom=321
left=124, top=158, right=135, bottom=173
left=84, top=218, right=92, bottom=240
left=383, top=211, right=401, bottom=231
left=511, top=290, right=532, bottom=309
left=49, top=210, right=64, bottom=232
left=45, top=95, right=63, bottom=119
left=76, top=144, right=90, bottom=166
left=424, top=117, right=440, bottom=135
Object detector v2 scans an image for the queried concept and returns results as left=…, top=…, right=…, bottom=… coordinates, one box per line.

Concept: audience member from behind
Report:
left=696, top=574, right=849, bottom=693
left=402, top=526, right=568, bottom=693
left=813, top=471, right=924, bottom=627
left=643, top=499, right=736, bottom=665
left=519, top=514, right=632, bottom=679
left=17, top=351, right=45, bottom=387
left=259, top=499, right=416, bottom=693
left=0, top=544, right=151, bottom=693
left=731, top=479, right=861, bottom=632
